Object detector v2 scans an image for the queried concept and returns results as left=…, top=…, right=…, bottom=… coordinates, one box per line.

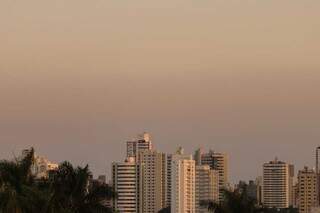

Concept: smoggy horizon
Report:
left=1, top=0, right=320, bottom=183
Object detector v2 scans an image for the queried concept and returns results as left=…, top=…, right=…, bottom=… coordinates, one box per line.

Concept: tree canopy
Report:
left=0, top=148, right=114, bottom=213
left=201, top=185, right=298, bottom=213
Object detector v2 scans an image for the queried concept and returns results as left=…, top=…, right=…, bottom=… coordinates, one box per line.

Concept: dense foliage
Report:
left=201, top=186, right=298, bottom=213
left=0, top=148, right=114, bottom=213
left=158, top=206, right=170, bottom=213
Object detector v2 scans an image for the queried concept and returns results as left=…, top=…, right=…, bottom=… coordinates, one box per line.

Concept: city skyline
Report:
left=1, top=132, right=319, bottom=185
left=1, top=0, right=320, bottom=184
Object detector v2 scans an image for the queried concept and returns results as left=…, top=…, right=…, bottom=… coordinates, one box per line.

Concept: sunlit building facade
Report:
left=298, top=167, right=318, bottom=213
left=171, top=147, right=196, bottom=213
left=262, top=158, right=293, bottom=209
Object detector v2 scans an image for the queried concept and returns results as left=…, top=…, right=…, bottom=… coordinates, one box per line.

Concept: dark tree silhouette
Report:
left=50, top=161, right=114, bottom=213
left=0, top=148, right=115, bottom=213
left=158, top=206, right=170, bottom=213
left=201, top=185, right=297, bottom=213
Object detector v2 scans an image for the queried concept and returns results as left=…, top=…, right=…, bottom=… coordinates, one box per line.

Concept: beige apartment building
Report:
left=112, top=157, right=143, bottom=213
left=171, top=147, right=196, bottom=213
left=127, top=132, right=153, bottom=159
left=298, top=167, right=318, bottom=213
left=262, top=158, right=294, bottom=209
left=138, top=150, right=168, bottom=213
left=194, top=148, right=228, bottom=201
left=195, top=165, right=219, bottom=213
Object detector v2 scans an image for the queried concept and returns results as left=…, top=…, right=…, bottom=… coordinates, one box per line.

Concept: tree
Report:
left=200, top=200, right=225, bottom=213
left=201, top=186, right=298, bottom=213
left=158, top=206, right=170, bottom=213
left=0, top=148, right=115, bottom=213
left=50, top=161, right=114, bottom=213
left=0, top=148, right=50, bottom=213
left=201, top=184, right=258, bottom=213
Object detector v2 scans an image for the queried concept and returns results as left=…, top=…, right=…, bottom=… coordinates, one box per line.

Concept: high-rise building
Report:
left=138, top=150, right=168, bottom=213
left=171, top=147, right=196, bottom=213
left=194, top=148, right=228, bottom=201
left=98, top=175, right=106, bottom=184
left=127, top=132, right=153, bottom=159
left=166, top=154, right=173, bottom=207
left=21, top=149, right=58, bottom=179
left=315, top=146, right=320, bottom=205
left=247, top=180, right=258, bottom=201
left=236, top=180, right=258, bottom=202
left=112, top=157, right=143, bottom=213
left=293, top=182, right=299, bottom=208
left=288, top=164, right=295, bottom=207
left=256, top=176, right=263, bottom=206
left=195, top=165, right=219, bottom=213
left=262, top=158, right=293, bottom=209
left=32, top=155, right=58, bottom=179
left=298, top=167, right=318, bottom=213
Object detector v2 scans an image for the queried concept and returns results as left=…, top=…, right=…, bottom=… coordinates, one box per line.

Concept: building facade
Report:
left=112, top=157, right=143, bottom=213
left=166, top=154, right=173, bottom=207
left=127, top=132, right=153, bottom=159
left=138, top=150, right=168, bottom=213
left=195, top=165, right=219, bottom=213
left=298, top=167, right=318, bottom=213
left=262, top=158, right=293, bottom=209
left=194, top=148, right=228, bottom=201
left=32, top=155, right=58, bottom=179
left=171, top=147, right=196, bottom=213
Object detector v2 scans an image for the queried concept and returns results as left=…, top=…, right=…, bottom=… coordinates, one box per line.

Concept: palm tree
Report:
left=0, top=148, right=115, bottom=213
left=201, top=185, right=258, bottom=213
left=50, top=161, right=114, bottom=213
left=0, top=148, right=51, bottom=213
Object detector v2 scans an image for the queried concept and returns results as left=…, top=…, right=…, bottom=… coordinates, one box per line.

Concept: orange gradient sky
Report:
left=1, top=0, right=320, bottom=182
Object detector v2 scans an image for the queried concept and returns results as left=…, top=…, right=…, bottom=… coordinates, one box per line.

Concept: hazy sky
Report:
left=1, top=0, right=320, bottom=183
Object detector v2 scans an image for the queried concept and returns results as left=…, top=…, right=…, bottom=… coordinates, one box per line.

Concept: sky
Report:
left=1, top=0, right=320, bottom=183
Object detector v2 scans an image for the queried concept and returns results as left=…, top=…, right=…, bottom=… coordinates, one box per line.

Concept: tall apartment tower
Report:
left=256, top=176, right=263, bottom=206
left=127, top=132, right=153, bottom=159
left=194, top=148, right=228, bottom=201
left=262, top=158, right=293, bottom=209
left=293, top=182, right=299, bottom=208
left=288, top=164, right=295, bottom=207
left=138, top=150, right=168, bottom=213
left=298, top=167, right=318, bottom=213
left=171, top=147, right=196, bottom=213
left=166, top=154, right=173, bottom=207
left=112, top=157, right=143, bottom=213
left=316, top=146, right=320, bottom=205
left=195, top=165, right=219, bottom=213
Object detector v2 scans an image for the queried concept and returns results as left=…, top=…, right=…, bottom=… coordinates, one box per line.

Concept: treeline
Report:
left=159, top=187, right=298, bottom=213
left=0, top=148, right=114, bottom=213
left=200, top=189, right=298, bottom=213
